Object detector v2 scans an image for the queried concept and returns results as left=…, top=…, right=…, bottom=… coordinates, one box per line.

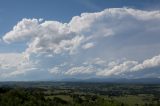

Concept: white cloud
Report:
left=96, top=54, right=160, bottom=77
left=83, top=58, right=107, bottom=66
left=4, top=8, right=160, bottom=58
left=97, top=61, right=138, bottom=76
left=3, top=19, right=82, bottom=57
left=65, top=65, right=96, bottom=75
left=82, top=42, right=94, bottom=49
left=3, top=18, right=41, bottom=43
left=131, top=54, right=160, bottom=71
left=0, top=53, right=37, bottom=78
left=49, top=67, right=60, bottom=75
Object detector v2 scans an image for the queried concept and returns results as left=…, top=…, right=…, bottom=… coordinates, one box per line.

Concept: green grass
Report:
left=113, top=95, right=153, bottom=106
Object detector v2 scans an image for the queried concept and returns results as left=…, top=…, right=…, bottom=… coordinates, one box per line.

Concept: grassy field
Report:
left=0, top=82, right=160, bottom=106
left=113, top=95, right=152, bottom=106
left=45, top=95, right=73, bottom=102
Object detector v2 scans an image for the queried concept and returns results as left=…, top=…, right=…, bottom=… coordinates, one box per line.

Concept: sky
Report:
left=0, top=0, right=160, bottom=81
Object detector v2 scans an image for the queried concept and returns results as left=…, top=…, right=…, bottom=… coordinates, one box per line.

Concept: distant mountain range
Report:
left=0, top=78, right=160, bottom=84
left=59, top=78, right=160, bottom=84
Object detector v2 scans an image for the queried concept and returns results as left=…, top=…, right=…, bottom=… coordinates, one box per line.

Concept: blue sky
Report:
left=1, top=0, right=160, bottom=81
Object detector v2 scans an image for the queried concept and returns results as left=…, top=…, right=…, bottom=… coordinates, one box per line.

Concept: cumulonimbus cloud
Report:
left=3, top=8, right=160, bottom=57
left=2, top=8, right=160, bottom=79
